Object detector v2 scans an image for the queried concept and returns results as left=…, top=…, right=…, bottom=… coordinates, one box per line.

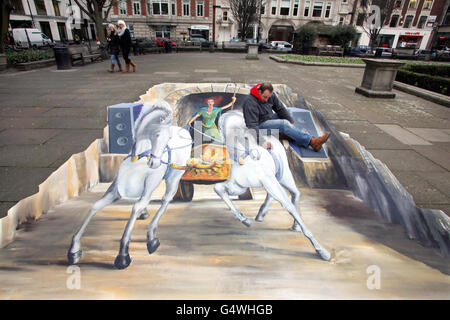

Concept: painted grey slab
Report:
left=194, top=69, right=218, bottom=73
left=203, top=77, right=232, bottom=82
left=153, top=72, right=180, bottom=75
left=375, top=124, right=432, bottom=145
left=289, top=109, right=327, bottom=158
left=405, top=127, right=450, bottom=142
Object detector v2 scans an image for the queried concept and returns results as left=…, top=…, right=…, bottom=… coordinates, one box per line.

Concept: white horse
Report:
left=67, top=100, right=192, bottom=269
left=214, top=110, right=331, bottom=261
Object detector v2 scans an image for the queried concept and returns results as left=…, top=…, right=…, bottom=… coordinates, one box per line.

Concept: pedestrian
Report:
left=107, top=24, right=122, bottom=72
left=117, top=20, right=137, bottom=73
left=243, top=82, right=330, bottom=152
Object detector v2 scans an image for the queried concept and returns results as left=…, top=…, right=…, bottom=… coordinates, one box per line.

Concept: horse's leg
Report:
left=114, top=174, right=162, bottom=269
left=68, top=180, right=120, bottom=264
left=255, top=193, right=273, bottom=222
left=146, top=170, right=184, bottom=255
left=137, top=208, right=150, bottom=220
left=261, top=177, right=330, bottom=261
left=280, top=172, right=302, bottom=232
left=214, top=181, right=252, bottom=227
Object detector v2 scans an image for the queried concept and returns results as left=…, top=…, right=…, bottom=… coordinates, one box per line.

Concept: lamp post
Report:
left=213, top=4, right=221, bottom=44
left=257, top=0, right=262, bottom=42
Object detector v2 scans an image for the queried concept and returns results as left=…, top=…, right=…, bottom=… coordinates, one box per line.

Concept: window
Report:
left=342, top=0, right=347, bottom=3
left=183, top=0, right=190, bottom=16
left=357, top=13, right=365, bottom=26
left=312, top=1, right=323, bottom=17
left=52, top=0, right=61, bottom=16
left=403, top=15, right=413, bottom=28
left=409, top=0, right=417, bottom=9
left=133, top=1, right=141, bottom=14
left=395, top=0, right=402, bottom=8
left=155, top=25, right=170, bottom=38
left=325, top=2, right=331, bottom=18
left=261, top=0, right=266, bottom=14
left=280, top=0, right=289, bottom=15
left=339, top=17, right=344, bottom=24
left=304, top=1, right=310, bottom=16
left=423, top=0, right=432, bottom=9
left=35, top=0, right=47, bottom=15
left=417, top=16, right=427, bottom=28
left=119, top=0, right=127, bottom=14
left=223, top=11, right=228, bottom=21
left=128, top=25, right=134, bottom=37
left=293, top=0, right=299, bottom=16
left=11, top=0, right=25, bottom=14
left=271, top=0, right=277, bottom=15
left=171, top=0, right=176, bottom=15
left=153, top=0, right=169, bottom=15
left=390, top=14, right=399, bottom=27
left=197, top=1, right=204, bottom=16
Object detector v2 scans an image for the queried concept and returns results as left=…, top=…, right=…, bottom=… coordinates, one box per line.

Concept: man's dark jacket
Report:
left=243, top=84, right=294, bottom=131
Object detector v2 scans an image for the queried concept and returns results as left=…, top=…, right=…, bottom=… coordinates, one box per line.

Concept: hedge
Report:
left=400, top=63, right=450, bottom=78
left=396, top=69, right=449, bottom=96
left=6, top=49, right=54, bottom=65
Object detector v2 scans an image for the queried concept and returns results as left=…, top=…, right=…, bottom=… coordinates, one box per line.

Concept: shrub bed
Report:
left=396, top=69, right=449, bottom=96
left=6, top=49, right=54, bottom=65
left=280, top=55, right=364, bottom=64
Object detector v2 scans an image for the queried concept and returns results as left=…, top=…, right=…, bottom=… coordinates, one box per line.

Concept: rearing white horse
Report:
left=214, top=110, right=331, bottom=261
left=67, top=99, right=192, bottom=269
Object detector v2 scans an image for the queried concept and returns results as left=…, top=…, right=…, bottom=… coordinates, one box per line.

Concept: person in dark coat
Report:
left=106, top=24, right=122, bottom=72
left=118, top=20, right=137, bottom=73
left=243, top=82, right=330, bottom=152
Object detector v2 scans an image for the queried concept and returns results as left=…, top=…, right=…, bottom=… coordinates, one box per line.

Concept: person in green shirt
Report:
left=188, top=96, right=236, bottom=143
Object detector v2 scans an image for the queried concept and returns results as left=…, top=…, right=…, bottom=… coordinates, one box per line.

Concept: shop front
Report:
left=190, top=25, right=210, bottom=40
left=396, top=32, right=423, bottom=49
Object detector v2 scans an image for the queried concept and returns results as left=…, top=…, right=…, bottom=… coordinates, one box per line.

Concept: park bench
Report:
left=69, top=44, right=103, bottom=66
left=176, top=41, right=202, bottom=52
left=317, top=45, right=344, bottom=57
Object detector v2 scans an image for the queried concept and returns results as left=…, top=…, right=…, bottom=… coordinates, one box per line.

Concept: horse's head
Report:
left=132, top=100, right=173, bottom=169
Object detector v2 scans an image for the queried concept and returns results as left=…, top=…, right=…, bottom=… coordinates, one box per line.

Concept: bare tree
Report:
left=229, top=0, right=259, bottom=41
left=357, top=0, right=396, bottom=49
left=72, top=0, right=116, bottom=45
left=0, top=0, right=13, bottom=53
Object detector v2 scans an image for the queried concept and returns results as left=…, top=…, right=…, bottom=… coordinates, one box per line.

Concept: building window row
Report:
left=116, top=0, right=205, bottom=16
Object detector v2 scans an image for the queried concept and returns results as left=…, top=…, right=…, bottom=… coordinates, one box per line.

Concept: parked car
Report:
left=414, top=49, right=437, bottom=60
left=188, top=36, right=211, bottom=48
left=270, top=41, right=292, bottom=52
left=373, top=47, right=394, bottom=57
left=154, top=37, right=176, bottom=47
left=258, top=41, right=273, bottom=51
left=348, top=45, right=370, bottom=56
left=12, top=28, right=53, bottom=48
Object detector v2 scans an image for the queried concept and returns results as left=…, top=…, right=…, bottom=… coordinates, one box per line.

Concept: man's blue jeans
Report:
left=258, top=113, right=311, bottom=148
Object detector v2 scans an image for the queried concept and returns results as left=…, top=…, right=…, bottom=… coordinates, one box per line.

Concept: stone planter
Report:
left=246, top=43, right=259, bottom=60
left=15, top=58, right=56, bottom=71
left=0, top=54, right=6, bottom=71
left=355, top=58, right=404, bottom=98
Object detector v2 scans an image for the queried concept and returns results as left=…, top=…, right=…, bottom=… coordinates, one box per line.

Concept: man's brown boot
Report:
left=117, top=64, right=123, bottom=72
left=130, top=60, right=137, bottom=72
left=123, top=64, right=130, bottom=73
left=108, top=64, right=114, bottom=72
left=309, top=132, right=331, bottom=152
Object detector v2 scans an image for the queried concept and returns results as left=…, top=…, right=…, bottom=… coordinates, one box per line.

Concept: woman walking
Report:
left=117, top=20, right=137, bottom=73
left=107, top=24, right=122, bottom=72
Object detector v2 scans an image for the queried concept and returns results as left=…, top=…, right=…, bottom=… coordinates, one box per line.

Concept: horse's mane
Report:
left=134, top=99, right=173, bottom=135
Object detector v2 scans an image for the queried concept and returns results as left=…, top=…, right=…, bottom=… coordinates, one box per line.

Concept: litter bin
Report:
left=53, top=45, right=72, bottom=70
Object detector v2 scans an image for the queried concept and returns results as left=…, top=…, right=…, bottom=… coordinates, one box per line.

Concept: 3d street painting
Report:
left=0, top=83, right=449, bottom=299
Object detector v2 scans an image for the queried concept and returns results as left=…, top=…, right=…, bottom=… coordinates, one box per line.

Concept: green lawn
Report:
left=280, top=55, right=365, bottom=64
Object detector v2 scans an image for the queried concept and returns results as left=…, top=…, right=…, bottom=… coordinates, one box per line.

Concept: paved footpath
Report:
left=0, top=52, right=449, bottom=218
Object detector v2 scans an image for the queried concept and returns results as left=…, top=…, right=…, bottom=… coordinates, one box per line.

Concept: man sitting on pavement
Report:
left=242, top=82, right=330, bottom=152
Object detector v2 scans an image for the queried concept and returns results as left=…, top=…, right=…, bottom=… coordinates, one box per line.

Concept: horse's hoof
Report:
left=291, top=223, right=303, bottom=233
left=317, top=248, right=331, bottom=261
left=138, top=212, right=150, bottom=220
left=114, top=254, right=132, bottom=269
left=67, top=250, right=82, bottom=265
left=242, top=218, right=252, bottom=227
left=147, top=238, right=160, bottom=255
left=255, top=216, right=264, bottom=222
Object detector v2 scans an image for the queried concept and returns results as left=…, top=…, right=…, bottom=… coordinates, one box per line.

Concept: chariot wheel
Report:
left=174, top=181, right=194, bottom=202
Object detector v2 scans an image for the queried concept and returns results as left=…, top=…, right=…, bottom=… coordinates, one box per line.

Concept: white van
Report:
left=12, top=28, right=53, bottom=48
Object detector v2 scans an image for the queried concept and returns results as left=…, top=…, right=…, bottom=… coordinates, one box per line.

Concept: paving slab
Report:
left=411, top=145, right=450, bottom=171
left=374, top=124, right=432, bottom=146
left=0, top=128, right=61, bottom=146
left=405, top=128, right=450, bottom=142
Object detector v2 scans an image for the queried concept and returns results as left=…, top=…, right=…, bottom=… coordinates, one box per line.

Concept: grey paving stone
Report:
left=416, top=171, right=450, bottom=198
left=0, top=117, right=49, bottom=129
left=0, top=107, right=52, bottom=117
left=375, top=124, right=432, bottom=146
left=0, top=167, right=54, bottom=201
left=45, top=129, right=103, bottom=146
left=368, top=149, right=447, bottom=172
left=405, top=128, right=450, bottom=142
left=0, top=202, right=17, bottom=219
left=0, top=129, right=61, bottom=146
left=41, top=107, right=93, bottom=118
left=0, top=144, right=73, bottom=167
left=411, top=145, right=450, bottom=171
left=39, top=117, right=106, bottom=129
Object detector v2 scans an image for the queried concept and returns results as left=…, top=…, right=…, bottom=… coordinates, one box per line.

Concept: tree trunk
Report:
left=94, top=11, right=106, bottom=45
left=1, top=0, right=13, bottom=54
